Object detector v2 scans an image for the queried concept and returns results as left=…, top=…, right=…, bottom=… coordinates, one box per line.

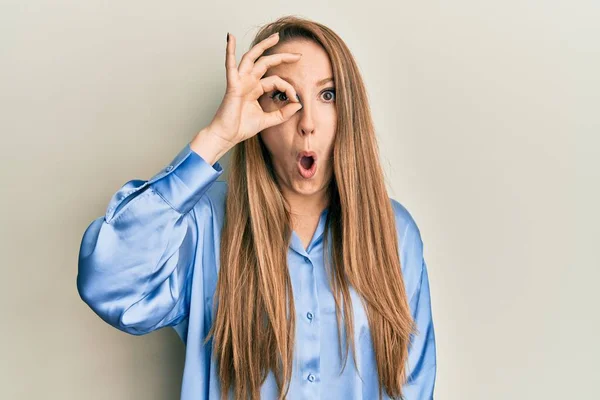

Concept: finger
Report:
left=225, top=33, right=237, bottom=84
left=259, top=75, right=300, bottom=104
left=262, top=102, right=303, bottom=129
left=238, top=32, right=280, bottom=74
left=251, top=53, right=302, bottom=80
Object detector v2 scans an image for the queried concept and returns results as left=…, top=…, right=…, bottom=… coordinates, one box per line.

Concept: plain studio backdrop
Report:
left=0, top=1, right=596, bottom=399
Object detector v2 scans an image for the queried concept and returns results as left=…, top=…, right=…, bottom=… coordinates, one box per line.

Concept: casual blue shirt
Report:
left=77, top=142, right=437, bottom=399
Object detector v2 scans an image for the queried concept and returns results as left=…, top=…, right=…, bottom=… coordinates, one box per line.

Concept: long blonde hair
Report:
left=205, top=15, right=417, bottom=400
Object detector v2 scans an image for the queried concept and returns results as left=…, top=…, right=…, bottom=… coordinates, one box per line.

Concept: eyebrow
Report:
left=278, top=76, right=334, bottom=87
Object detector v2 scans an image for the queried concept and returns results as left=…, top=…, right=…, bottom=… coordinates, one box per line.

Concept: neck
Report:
left=282, top=187, right=329, bottom=218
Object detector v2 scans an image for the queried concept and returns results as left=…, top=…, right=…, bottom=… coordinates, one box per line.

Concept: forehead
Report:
left=264, top=39, right=333, bottom=85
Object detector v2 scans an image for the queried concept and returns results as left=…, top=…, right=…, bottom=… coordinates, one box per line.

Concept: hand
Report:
left=205, top=31, right=303, bottom=148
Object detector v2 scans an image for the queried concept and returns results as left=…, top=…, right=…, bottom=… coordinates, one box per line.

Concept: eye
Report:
left=321, top=88, right=336, bottom=102
left=270, top=90, right=289, bottom=103
left=270, top=88, right=336, bottom=103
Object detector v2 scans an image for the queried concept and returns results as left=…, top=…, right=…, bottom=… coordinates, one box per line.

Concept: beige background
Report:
left=1, top=1, right=597, bottom=399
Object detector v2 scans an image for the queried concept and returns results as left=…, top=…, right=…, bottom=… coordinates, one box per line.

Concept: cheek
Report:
left=325, top=125, right=337, bottom=148
left=260, top=127, right=280, bottom=148
left=260, top=128, right=291, bottom=160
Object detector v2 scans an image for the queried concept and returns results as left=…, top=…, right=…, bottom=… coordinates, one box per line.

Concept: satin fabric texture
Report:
left=77, top=142, right=437, bottom=399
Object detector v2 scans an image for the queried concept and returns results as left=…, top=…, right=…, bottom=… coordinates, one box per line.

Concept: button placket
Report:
left=289, top=249, right=321, bottom=395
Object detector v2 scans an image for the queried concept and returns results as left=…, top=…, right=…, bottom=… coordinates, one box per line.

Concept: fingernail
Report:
left=227, top=32, right=229, bottom=43
left=270, top=32, right=279, bottom=38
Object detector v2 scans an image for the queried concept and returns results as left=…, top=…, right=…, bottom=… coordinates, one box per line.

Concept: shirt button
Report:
left=307, top=373, right=315, bottom=382
left=306, top=312, right=313, bottom=321
left=165, top=165, right=173, bottom=172
left=304, top=257, right=310, bottom=263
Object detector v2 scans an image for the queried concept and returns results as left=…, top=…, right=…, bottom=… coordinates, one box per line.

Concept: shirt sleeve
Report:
left=403, top=258, right=437, bottom=399
left=392, top=198, right=437, bottom=399
left=76, top=142, right=224, bottom=335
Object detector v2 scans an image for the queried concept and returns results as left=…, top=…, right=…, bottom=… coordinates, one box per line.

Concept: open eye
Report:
left=270, top=88, right=336, bottom=103
left=270, top=90, right=289, bottom=103
left=321, top=88, right=336, bottom=102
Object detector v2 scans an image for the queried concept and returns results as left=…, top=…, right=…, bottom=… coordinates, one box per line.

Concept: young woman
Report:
left=77, top=15, right=437, bottom=400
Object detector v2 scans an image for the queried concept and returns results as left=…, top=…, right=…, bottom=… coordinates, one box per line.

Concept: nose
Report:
left=296, top=94, right=315, bottom=136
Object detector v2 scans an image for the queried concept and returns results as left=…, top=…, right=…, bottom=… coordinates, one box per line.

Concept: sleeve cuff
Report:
left=150, top=143, right=224, bottom=214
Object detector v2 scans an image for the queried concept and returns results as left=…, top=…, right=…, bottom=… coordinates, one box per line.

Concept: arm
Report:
left=403, top=258, right=437, bottom=399
left=391, top=198, right=437, bottom=399
left=77, top=137, right=226, bottom=335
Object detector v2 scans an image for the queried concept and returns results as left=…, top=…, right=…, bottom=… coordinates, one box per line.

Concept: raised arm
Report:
left=77, top=29, right=310, bottom=336
left=77, top=135, right=226, bottom=335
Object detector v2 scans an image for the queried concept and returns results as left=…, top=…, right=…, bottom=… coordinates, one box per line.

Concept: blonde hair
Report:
left=205, top=15, right=417, bottom=400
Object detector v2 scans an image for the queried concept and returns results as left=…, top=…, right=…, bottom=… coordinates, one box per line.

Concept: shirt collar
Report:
left=289, top=207, right=330, bottom=257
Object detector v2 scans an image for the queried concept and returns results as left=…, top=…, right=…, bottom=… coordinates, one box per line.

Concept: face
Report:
left=258, top=39, right=337, bottom=202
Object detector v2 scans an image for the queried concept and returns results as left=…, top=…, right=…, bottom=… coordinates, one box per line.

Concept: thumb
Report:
left=263, top=102, right=303, bottom=128
left=280, top=101, right=303, bottom=120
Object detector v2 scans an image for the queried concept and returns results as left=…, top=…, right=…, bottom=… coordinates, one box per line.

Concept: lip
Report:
left=296, top=150, right=318, bottom=162
left=296, top=150, right=318, bottom=179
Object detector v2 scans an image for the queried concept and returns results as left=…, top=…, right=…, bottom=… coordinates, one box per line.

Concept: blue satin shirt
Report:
left=77, top=142, right=437, bottom=399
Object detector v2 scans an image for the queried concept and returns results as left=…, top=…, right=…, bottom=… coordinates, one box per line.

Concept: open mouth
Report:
left=297, top=155, right=317, bottom=178
left=300, top=156, right=315, bottom=170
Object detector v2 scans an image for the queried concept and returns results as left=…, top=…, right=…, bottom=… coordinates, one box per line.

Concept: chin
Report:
left=290, top=178, right=322, bottom=194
